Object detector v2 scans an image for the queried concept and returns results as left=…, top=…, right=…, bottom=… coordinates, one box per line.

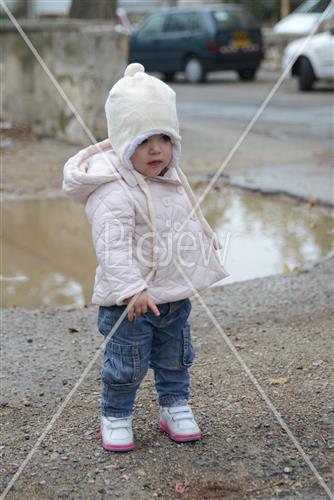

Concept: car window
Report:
left=212, top=8, right=258, bottom=29
left=190, top=12, right=202, bottom=31
left=295, top=0, right=330, bottom=14
left=137, top=14, right=165, bottom=38
left=165, top=13, right=190, bottom=32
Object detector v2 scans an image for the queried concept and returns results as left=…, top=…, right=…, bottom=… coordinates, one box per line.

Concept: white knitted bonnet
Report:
left=105, top=63, right=181, bottom=170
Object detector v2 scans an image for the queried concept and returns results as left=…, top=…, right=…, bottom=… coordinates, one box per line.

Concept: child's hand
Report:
left=123, top=291, right=160, bottom=321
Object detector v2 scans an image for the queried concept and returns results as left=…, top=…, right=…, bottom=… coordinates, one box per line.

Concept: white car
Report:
left=283, top=28, right=334, bottom=90
left=274, top=0, right=333, bottom=35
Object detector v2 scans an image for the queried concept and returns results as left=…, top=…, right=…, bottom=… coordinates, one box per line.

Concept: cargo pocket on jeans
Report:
left=106, top=341, right=140, bottom=385
left=97, top=306, right=113, bottom=337
left=181, top=323, right=195, bottom=368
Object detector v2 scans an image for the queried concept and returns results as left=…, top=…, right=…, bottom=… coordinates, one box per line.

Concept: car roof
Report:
left=150, top=4, right=245, bottom=15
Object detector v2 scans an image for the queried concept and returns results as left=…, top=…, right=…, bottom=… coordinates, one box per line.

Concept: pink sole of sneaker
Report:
left=159, top=420, right=202, bottom=442
left=99, top=428, right=135, bottom=452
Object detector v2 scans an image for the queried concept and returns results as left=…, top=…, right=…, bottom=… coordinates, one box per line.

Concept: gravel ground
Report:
left=1, top=254, right=333, bottom=499
left=1, top=128, right=333, bottom=498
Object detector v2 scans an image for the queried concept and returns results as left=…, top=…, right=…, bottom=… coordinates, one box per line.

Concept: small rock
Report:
left=3, top=476, right=13, bottom=488
left=26, top=337, right=33, bottom=343
left=284, top=467, right=292, bottom=473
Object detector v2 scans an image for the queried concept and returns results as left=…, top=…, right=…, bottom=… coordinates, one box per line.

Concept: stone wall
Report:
left=1, top=20, right=127, bottom=144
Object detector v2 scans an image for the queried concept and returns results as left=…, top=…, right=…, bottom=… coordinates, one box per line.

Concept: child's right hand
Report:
left=123, top=291, right=160, bottom=321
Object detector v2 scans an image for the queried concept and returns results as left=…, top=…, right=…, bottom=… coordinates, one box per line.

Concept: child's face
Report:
left=131, top=134, right=173, bottom=177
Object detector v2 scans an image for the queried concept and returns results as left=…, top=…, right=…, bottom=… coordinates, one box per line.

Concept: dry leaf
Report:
left=68, top=326, right=80, bottom=333
left=269, top=377, right=289, bottom=385
left=282, top=264, right=290, bottom=273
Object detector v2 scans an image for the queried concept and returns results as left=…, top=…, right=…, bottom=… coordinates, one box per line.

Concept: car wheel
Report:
left=162, top=72, right=176, bottom=82
left=298, top=57, right=315, bottom=91
left=184, top=57, right=206, bottom=83
left=237, top=68, right=257, bottom=81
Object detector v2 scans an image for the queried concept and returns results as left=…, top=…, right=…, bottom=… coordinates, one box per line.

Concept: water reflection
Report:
left=1, top=198, right=95, bottom=307
left=1, top=189, right=333, bottom=307
left=202, top=188, right=333, bottom=284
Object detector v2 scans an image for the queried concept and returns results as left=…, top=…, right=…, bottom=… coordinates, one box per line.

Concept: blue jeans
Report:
left=97, top=298, right=194, bottom=417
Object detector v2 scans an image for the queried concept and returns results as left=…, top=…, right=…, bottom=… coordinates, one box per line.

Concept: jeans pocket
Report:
left=105, top=341, right=140, bottom=385
left=181, top=323, right=195, bottom=368
left=97, top=306, right=113, bottom=336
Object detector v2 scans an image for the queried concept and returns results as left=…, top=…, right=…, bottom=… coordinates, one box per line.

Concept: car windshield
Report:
left=211, top=8, right=258, bottom=29
left=295, top=0, right=330, bottom=14
left=137, top=14, right=165, bottom=38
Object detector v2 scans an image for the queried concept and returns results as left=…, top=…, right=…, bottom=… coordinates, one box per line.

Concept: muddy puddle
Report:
left=1, top=188, right=333, bottom=307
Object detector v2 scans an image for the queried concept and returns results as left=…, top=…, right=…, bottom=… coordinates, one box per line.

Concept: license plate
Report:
left=232, top=38, right=251, bottom=48
left=231, top=31, right=251, bottom=48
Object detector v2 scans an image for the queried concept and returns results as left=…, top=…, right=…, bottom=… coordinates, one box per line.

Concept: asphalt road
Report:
left=171, top=69, right=333, bottom=205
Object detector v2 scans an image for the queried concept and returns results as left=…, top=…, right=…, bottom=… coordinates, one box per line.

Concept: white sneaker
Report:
left=100, top=415, right=134, bottom=452
left=159, top=405, right=202, bottom=442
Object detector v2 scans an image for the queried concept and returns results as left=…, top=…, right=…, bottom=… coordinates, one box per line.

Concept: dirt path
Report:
left=1, top=254, right=333, bottom=499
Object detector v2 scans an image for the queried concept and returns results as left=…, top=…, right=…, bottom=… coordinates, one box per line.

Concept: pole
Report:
left=281, top=0, right=291, bottom=19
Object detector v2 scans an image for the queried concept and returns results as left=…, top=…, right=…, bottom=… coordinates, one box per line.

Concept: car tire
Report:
left=237, top=68, right=257, bottom=81
left=298, top=57, right=315, bottom=91
left=162, top=72, right=176, bottom=82
left=184, top=57, right=206, bottom=84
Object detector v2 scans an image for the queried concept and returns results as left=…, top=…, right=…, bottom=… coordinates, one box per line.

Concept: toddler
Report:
left=63, top=63, right=228, bottom=452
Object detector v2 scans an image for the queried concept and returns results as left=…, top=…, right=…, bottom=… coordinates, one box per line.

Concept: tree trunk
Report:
left=281, top=0, right=291, bottom=18
left=69, top=0, right=116, bottom=20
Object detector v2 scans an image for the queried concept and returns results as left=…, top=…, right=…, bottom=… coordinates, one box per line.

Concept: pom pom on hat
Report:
left=124, top=63, right=145, bottom=77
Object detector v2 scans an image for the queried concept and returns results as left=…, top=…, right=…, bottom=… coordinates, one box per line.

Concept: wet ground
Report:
left=1, top=69, right=333, bottom=204
left=1, top=68, right=333, bottom=499
left=2, top=187, right=333, bottom=307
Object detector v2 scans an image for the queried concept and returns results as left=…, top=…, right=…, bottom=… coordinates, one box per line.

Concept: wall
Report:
left=1, top=20, right=127, bottom=144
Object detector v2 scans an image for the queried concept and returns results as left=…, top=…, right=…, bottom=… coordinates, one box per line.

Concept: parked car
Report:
left=274, top=0, right=333, bottom=35
left=283, top=26, right=334, bottom=90
left=128, top=4, right=265, bottom=83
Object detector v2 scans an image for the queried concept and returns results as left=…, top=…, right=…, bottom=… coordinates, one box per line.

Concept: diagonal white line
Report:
left=0, top=0, right=166, bottom=246
left=0, top=7, right=169, bottom=496
left=172, top=259, right=334, bottom=499
left=1, top=1, right=333, bottom=498
left=0, top=272, right=155, bottom=500
left=178, top=0, right=334, bottom=235
left=0, top=0, right=96, bottom=144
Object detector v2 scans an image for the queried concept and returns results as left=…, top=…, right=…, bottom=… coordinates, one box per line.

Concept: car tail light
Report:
left=207, top=41, right=220, bottom=53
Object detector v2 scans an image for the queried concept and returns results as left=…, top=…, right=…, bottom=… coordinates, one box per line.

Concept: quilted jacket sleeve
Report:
left=87, top=184, right=149, bottom=305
